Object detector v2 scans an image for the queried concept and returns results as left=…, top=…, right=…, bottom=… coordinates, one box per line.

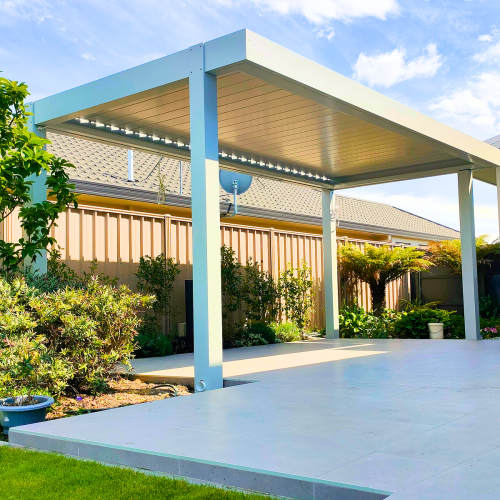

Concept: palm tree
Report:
left=426, top=236, right=499, bottom=274
left=338, top=244, right=432, bottom=316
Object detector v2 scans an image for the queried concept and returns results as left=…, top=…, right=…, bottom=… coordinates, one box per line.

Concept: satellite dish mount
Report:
left=219, top=169, right=252, bottom=218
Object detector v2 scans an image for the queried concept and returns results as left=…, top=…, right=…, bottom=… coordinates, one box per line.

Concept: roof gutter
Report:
left=69, top=179, right=459, bottom=242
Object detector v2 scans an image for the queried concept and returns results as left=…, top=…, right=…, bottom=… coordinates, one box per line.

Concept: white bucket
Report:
left=428, top=322, right=444, bottom=339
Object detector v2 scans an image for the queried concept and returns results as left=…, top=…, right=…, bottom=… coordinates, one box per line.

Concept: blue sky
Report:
left=2, top=0, right=500, bottom=238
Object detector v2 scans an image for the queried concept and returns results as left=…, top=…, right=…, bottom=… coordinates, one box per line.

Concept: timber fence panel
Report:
left=3, top=206, right=410, bottom=327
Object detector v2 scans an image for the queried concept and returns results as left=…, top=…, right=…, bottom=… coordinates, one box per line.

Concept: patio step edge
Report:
left=9, top=429, right=393, bottom=500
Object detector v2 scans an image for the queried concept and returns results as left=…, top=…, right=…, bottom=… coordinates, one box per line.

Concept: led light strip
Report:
left=70, top=118, right=334, bottom=184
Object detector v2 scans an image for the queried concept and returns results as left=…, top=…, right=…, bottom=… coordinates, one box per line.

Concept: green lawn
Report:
left=0, top=446, right=269, bottom=500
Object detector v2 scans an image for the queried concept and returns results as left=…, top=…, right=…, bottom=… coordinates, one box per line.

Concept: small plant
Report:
left=270, top=321, right=301, bottom=342
left=278, top=261, right=315, bottom=336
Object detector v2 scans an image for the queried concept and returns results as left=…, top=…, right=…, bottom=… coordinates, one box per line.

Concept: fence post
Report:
left=269, top=228, right=276, bottom=278
left=165, top=215, right=172, bottom=258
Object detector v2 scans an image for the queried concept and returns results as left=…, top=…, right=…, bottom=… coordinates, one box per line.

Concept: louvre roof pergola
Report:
left=29, top=30, right=500, bottom=391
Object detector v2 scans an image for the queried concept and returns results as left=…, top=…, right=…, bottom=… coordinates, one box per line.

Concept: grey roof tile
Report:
left=47, top=133, right=459, bottom=239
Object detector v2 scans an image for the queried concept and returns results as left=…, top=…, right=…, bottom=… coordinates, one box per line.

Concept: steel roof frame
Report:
left=33, top=29, right=500, bottom=190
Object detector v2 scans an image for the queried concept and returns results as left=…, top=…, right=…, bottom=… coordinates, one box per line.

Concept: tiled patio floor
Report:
left=10, top=339, right=500, bottom=499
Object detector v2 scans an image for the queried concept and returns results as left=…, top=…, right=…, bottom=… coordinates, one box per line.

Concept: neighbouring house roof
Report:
left=486, top=134, right=500, bottom=148
left=47, top=133, right=460, bottom=241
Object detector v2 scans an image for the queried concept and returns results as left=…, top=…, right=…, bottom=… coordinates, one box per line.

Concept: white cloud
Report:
left=315, top=25, right=335, bottom=41
left=352, top=43, right=443, bottom=88
left=474, top=30, right=500, bottom=63
left=430, top=71, right=500, bottom=137
left=478, top=34, right=494, bottom=42
left=218, top=0, right=400, bottom=25
left=82, top=53, right=95, bottom=61
left=0, top=0, right=51, bottom=23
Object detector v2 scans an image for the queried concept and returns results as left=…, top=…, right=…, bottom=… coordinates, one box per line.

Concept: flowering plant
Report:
left=481, top=327, right=498, bottom=339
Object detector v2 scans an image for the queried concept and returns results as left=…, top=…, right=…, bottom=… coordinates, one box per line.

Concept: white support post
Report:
left=322, top=190, right=340, bottom=339
left=496, top=167, right=500, bottom=239
left=189, top=43, right=223, bottom=391
left=457, top=170, right=480, bottom=340
left=25, top=103, right=48, bottom=274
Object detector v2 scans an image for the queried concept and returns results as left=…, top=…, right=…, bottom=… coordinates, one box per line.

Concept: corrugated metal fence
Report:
left=3, top=205, right=410, bottom=327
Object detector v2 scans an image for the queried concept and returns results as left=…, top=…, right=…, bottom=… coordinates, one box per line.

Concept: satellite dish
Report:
left=219, top=169, right=253, bottom=217
left=219, top=169, right=253, bottom=195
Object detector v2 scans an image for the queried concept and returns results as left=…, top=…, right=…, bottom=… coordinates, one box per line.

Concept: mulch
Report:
left=46, top=378, right=192, bottom=420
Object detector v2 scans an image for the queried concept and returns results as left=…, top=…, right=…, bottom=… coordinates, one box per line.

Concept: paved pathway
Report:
left=10, top=339, right=500, bottom=499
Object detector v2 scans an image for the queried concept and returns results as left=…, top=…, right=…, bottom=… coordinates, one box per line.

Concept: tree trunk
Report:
left=371, top=282, right=387, bottom=317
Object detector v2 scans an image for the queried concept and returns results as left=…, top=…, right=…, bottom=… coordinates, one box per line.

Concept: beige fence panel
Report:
left=3, top=205, right=411, bottom=327
left=168, top=217, right=193, bottom=325
left=48, top=206, right=165, bottom=290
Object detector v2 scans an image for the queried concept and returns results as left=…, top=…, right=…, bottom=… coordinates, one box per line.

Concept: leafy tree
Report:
left=0, top=75, right=78, bottom=273
left=427, top=236, right=499, bottom=274
left=278, top=261, right=315, bottom=335
left=338, top=244, right=432, bottom=316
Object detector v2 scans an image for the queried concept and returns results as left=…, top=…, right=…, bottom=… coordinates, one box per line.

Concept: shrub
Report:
left=246, top=322, right=276, bottom=344
left=135, top=317, right=173, bottom=358
left=243, top=257, right=279, bottom=324
left=20, top=247, right=118, bottom=294
left=447, top=313, right=466, bottom=339
left=0, top=277, right=154, bottom=398
left=278, top=261, right=315, bottom=334
left=339, top=304, right=393, bottom=339
left=136, top=253, right=180, bottom=319
left=479, top=295, right=499, bottom=320
left=339, top=304, right=373, bottom=338
left=392, top=308, right=454, bottom=338
left=220, top=246, right=244, bottom=335
left=270, top=321, right=301, bottom=342
left=0, top=279, right=72, bottom=399
left=225, top=322, right=276, bottom=348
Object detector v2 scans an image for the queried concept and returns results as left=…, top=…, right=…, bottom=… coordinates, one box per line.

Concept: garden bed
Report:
left=46, top=377, right=192, bottom=420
